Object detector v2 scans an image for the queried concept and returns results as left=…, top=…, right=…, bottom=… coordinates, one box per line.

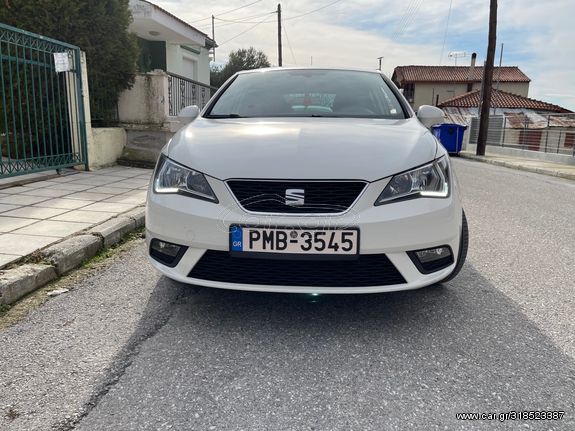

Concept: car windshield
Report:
left=206, top=69, right=406, bottom=119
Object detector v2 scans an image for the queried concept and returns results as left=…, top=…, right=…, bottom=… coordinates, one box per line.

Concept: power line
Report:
left=195, top=12, right=274, bottom=32
left=389, top=0, right=417, bottom=40
left=214, top=11, right=276, bottom=24
left=282, top=0, right=344, bottom=22
left=282, top=19, right=297, bottom=65
left=390, top=0, right=424, bottom=41
left=439, top=0, right=454, bottom=65
left=218, top=15, right=274, bottom=45
left=391, top=0, right=425, bottom=41
left=189, top=0, right=264, bottom=24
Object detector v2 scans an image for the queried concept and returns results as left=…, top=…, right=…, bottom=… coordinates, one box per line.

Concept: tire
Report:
left=438, top=210, right=469, bottom=284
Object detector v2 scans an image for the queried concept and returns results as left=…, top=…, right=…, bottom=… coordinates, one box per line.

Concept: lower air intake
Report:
left=188, top=251, right=406, bottom=287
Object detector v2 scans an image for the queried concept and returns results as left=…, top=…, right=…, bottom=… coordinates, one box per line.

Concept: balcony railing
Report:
left=167, top=73, right=216, bottom=117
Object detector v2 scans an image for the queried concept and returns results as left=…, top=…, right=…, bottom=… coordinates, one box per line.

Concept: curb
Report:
left=458, top=153, right=575, bottom=181
left=0, top=206, right=146, bottom=306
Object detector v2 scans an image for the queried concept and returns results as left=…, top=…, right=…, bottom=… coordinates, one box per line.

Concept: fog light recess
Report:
left=408, top=246, right=454, bottom=274
left=150, top=239, right=187, bottom=267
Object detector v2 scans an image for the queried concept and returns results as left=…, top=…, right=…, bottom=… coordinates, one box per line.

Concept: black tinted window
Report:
left=207, top=69, right=406, bottom=119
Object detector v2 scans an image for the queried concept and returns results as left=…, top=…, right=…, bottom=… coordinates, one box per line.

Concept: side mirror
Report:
left=417, top=105, right=445, bottom=128
left=178, top=105, right=200, bottom=125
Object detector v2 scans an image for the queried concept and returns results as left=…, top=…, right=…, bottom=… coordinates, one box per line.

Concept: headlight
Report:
left=153, top=155, right=218, bottom=202
left=375, top=156, right=450, bottom=205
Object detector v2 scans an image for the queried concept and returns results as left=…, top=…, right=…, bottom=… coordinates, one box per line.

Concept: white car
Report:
left=146, top=67, right=468, bottom=294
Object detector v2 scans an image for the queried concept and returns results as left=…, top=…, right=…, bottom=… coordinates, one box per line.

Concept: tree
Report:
left=0, top=0, right=138, bottom=122
left=211, top=47, right=271, bottom=88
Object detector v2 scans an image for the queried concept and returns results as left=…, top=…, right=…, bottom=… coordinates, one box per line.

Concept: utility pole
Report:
left=377, top=56, right=384, bottom=71
left=277, top=3, right=282, bottom=67
left=211, top=15, right=215, bottom=61
left=476, top=0, right=498, bottom=156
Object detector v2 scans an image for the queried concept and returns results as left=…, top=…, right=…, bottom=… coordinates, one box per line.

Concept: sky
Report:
left=154, top=0, right=575, bottom=111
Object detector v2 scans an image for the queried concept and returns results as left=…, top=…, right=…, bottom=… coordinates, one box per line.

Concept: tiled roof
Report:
left=438, top=89, right=572, bottom=113
left=392, top=66, right=530, bottom=83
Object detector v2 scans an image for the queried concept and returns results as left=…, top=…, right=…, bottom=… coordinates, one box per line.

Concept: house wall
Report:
left=165, top=43, right=211, bottom=85
left=89, top=128, right=127, bottom=169
left=413, top=83, right=470, bottom=110
left=118, top=71, right=169, bottom=125
left=411, top=82, right=530, bottom=110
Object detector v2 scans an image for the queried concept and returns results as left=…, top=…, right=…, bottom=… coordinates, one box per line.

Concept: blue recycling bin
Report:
left=432, top=123, right=467, bottom=154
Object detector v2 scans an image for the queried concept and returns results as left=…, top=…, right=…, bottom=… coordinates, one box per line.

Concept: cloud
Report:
left=153, top=0, right=575, bottom=110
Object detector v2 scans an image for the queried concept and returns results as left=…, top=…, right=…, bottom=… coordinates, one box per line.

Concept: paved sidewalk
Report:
left=0, top=166, right=151, bottom=269
left=459, top=151, right=575, bottom=180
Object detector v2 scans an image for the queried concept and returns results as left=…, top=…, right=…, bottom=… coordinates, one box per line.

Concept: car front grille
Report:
left=188, top=251, right=406, bottom=287
left=226, top=180, right=367, bottom=214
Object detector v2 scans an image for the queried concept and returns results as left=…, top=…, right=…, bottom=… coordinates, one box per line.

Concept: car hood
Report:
left=167, top=117, right=437, bottom=182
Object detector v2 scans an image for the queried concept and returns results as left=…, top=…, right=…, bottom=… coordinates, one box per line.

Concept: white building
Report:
left=128, top=0, right=216, bottom=85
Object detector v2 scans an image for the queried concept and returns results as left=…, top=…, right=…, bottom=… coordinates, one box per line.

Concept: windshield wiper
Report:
left=205, top=113, right=245, bottom=118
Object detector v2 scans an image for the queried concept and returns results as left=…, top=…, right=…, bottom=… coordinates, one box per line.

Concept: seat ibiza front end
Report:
left=146, top=68, right=468, bottom=294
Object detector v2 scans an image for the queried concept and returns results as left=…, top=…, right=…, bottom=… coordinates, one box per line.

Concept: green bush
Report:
left=0, top=0, right=138, bottom=119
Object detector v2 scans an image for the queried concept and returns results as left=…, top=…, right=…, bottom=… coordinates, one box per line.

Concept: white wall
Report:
left=117, top=71, right=169, bottom=125
left=89, top=128, right=127, bottom=169
left=165, top=43, right=211, bottom=85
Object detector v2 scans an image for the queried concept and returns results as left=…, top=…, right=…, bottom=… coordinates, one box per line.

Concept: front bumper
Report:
left=146, top=175, right=463, bottom=294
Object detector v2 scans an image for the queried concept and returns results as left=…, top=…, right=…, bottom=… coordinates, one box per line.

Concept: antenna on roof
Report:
left=448, top=51, right=467, bottom=66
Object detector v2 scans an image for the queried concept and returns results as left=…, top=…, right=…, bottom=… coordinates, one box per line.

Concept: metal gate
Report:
left=0, top=22, right=88, bottom=178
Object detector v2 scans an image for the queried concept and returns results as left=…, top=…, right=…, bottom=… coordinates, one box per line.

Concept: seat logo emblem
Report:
left=285, top=189, right=305, bottom=206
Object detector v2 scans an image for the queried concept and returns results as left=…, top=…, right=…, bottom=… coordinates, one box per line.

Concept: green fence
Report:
left=0, top=22, right=88, bottom=178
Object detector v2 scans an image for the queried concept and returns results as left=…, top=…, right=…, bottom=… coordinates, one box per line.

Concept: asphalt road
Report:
left=1, top=159, right=574, bottom=430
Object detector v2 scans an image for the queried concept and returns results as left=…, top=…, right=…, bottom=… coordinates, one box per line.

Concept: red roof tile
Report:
left=392, top=66, right=530, bottom=83
left=438, top=89, right=572, bottom=113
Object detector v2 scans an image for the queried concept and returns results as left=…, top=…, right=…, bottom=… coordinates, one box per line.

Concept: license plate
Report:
left=230, top=226, right=359, bottom=256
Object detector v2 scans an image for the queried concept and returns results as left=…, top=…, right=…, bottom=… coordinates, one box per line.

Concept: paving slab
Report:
left=20, top=180, right=61, bottom=189
left=64, top=192, right=113, bottom=201
left=0, top=195, right=50, bottom=205
left=0, top=203, right=21, bottom=213
left=0, top=187, right=28, bottom=195
left=34, top=198, right=93, bottom=210
left=42, top=175, right=80, bottom=183
left=104, top=192, right=148, bottom=205
left=20, top=188, right=74, bottom=198
left=1, top=207, right=69, bottom=219
left=72, top=177, right=125, bottom=186
left=0, top=253, right=20, bottom=267
left=15, top=220, right=91, bottom=238
left=0, top=217, right=38, bottom=233
left=88, top=186, right=133, bottom=195
left=0, top=233, right=60, bottom=256
left=0, top=165, right=152, bottom=272
left=45, top=183, right=95, bottom=192
left=81, top=202, right=136, bottom=213
left=52, top=210, right=116, bottom=224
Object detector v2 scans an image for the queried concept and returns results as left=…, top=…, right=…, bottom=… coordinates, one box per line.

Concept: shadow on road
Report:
left=79, top=264, right=575, bottom=430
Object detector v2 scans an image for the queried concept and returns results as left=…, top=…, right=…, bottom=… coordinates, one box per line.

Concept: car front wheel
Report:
left=438, top=210, right=469, bottom=284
